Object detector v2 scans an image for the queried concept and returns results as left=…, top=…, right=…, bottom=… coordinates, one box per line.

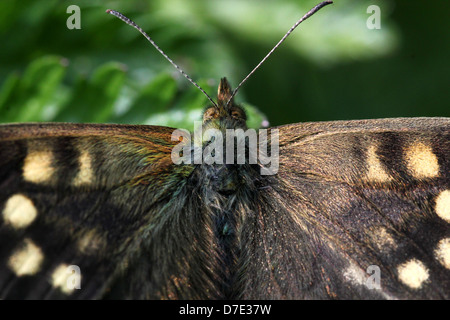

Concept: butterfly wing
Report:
left=240, top=117, right=450, bottom=299
left=0, top=123, right=200, bottom=299
left=2, top=118, right=449, bottom=299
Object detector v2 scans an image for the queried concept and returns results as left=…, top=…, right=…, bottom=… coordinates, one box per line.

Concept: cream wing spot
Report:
left=397, top=259, right=429, bottom=289
left=343, top=262, right=395, bottom=299
left=2, top=194, right=37, bottom=229
left=8, top=239, right=44, bottom=276
left=73, top=150, right=94, bottom=186
left=76, top=229, right=106, bottom=254
left=343, top=262, right=367, bottom=286
left=435, top=190, right=450, bottom=223
left=370, top=227, right=396, bottom=252
left=51, top=264, right=80, bottom=294
left=435, top=238, right=450, bottom=270
left=404, top=142, right=439, bottom=179
left=366, top=145, right=392, bottom=182
left=23, top=142, right=54, bottom=184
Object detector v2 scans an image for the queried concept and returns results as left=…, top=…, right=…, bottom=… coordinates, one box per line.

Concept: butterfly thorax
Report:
left=182, top=78, right=262, bottom=297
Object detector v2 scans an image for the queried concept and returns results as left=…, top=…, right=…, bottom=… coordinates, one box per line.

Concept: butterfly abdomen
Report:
left=187, top=157, right=252, bottom=298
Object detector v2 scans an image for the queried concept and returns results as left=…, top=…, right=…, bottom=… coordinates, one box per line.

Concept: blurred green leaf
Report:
left=115, top=72, right=177, bottom=124
left=55, top=62, right=126, bottom=123
left=0, top=56, right=67, bottom=122
left=0, top=72, right=20, bottom=116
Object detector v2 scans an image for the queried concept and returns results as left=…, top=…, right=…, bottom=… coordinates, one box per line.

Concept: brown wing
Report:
left=2, top=118, right=449, bottom=299
left=239, top=118, right=450, bottom=299
left=0, top=123, right=197, bottom=299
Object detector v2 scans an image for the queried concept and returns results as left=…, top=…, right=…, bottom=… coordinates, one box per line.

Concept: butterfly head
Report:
left=202, top=78, right=247, bottom=131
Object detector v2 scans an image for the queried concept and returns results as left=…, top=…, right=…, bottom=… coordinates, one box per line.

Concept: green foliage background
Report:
left=0, top=0, right=448, bottom=130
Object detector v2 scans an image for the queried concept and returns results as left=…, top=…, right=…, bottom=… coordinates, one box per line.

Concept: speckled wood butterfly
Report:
left=0, top=1, right=449, bottom=299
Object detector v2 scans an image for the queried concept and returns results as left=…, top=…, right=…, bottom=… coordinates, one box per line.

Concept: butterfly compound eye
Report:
left=203, top=107, right=219, bottom=122
left=230, top=107, right=246, bottom=121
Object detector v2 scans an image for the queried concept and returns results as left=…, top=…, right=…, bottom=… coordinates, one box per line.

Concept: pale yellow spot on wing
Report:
left=76, top=229, right=105, bottom=254
left=343, top=262, right=367, bottom=286
left=23, top=147, right=54, bottom=184
left=371, top=227, right=396, bottom=251
left=343, top=262, right=395, bottom=299
left=2, top=194, right=37, bottom=229
left=435, top=190, right=450, bottom=223
left=51, top=264, right=78, bottom=294
left=73, top=150, right=94, bottom=186
left=8, top=239, right=44, bottom=276
left=366, top=145, right=392, bottom=182
left=404, top=142, right=439, bottom=178
left=397, top=259, right=429, bottom=289
left=435, top=238, right=450, bottom=270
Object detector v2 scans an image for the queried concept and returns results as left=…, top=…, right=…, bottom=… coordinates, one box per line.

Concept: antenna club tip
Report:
left=319, top=1, right=333, bottom=6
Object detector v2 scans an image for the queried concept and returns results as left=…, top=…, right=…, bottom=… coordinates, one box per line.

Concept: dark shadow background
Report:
left=0, top=0, right=448, bottom=130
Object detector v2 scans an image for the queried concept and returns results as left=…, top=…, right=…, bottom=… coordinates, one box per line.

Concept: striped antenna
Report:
left=107, top=1, right=332, bottom=109
left=226, top=1, right=333, bottom=107
left=106, top=9, right=217, bottom=107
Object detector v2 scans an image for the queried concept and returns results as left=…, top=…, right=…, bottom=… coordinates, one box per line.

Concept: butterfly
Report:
left=0, top=1, right=449, bottom=299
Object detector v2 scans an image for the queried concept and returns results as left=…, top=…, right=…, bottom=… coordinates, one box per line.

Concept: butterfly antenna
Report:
left=226, top=1, right=333, bottom=107
left=106, top=9, right=218, bottom=107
